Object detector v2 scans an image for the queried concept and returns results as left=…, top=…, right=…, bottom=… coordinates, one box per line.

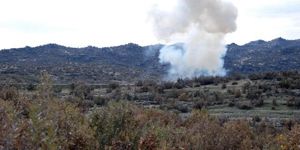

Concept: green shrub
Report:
left=70, top=82, right=91, bottom=100
left=89, top=102, right=141, bottom=149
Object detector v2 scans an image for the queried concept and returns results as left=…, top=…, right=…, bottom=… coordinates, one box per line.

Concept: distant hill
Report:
left=225, top=38, right=300, bottom=74
left=0, top=38, right=300, bottom=83
left=0, top=43, right=165, bottom=83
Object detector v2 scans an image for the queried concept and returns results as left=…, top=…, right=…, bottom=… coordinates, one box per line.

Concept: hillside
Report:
left=0, top=38, right=300, bottom=83
left=225, top=38, right=300, bottom=74
left=0, top=43, right=165, bottom=83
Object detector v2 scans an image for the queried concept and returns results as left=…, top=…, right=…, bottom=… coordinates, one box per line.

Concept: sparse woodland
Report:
left=1, top=71, right=300, bottom=149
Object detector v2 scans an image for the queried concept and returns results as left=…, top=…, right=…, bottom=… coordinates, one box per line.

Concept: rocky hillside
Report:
left=225, top=38, right=300, bottom=74
left=0, top=43, right=165, bottom=83
left=0, top=38, right=300, bottom=83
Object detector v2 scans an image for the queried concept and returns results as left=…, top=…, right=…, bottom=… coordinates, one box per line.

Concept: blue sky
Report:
left=0, top=0, right=299, bottom=49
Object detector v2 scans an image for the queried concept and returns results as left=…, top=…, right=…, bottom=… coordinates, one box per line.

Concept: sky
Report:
left=0, top=0, right=299, bottom=49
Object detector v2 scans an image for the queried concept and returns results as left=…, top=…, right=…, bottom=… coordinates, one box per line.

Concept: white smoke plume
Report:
left=149, top=0, right=238, bottom=80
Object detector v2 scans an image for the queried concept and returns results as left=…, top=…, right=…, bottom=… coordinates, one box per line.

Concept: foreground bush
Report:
left=0, top=98, right=97, bottom=149
left=1, top=95, right=300, bottom=149
left=88, top=102, right=299, bottom=149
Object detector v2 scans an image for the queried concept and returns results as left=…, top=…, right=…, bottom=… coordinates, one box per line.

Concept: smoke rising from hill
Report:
left=150, top=0, right=238, bottom=80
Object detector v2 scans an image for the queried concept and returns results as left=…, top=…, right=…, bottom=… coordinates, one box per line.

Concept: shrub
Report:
left=237, top=101, right=253, bottom=110
left=0, top=98, right=98, bottom=149
left=249, top=74, right=262, bottom=80
left=242, top=82, right=251, bottom=94
left=232, top=81, right=238, bottom=85
left=108, top=82, right=120, bottom=90
left=213, top=92, right=223, bottom=103
left=178, top=93, right=189, bottom=101
left=175, top=104, right=189, bottom=113
left=93, top=96, right=108, bottom=106
left=292, top=79, right=300, bottom=89
left=166, top=90, right=180, bottom=99
left=263, top=72, right=277, bottom=80
left=89, top=102, right=140, bottom=149
left=136, top=80, right=143, bottom=86
left=106, top=88, right=112, bottom=93
left=287, top=97, right=295, bottom=107
left=251, top=99, right=264, bottom=107
left=276, top=125, right=300, bottom=149
left=0, top=86, right=19, bottom=101
left=234, top=89, right=242, bottom=98
left=199, top=77, right=215, bottom=85
left=156, top=86, right=164, bottom=94
left=140, top=86, right=149, bottom=93
left=181, top=110, right=225, bottom=149
left=2, top=75, right=300, bottom=149
left=228, top=101, right=235, bottom=107
left=174, top=82, right=184, bottom=89
left=279, top=79, right=291, bottom=89
left=287, top=97, right=300, bottom=108
left=222, top=121, right=255, bottom=149
left=252, top=116, right=261, bottom=122
left=246, top=87, right=262, bottom=100
left=193, top=101, right=204, bottom=109
left=71, top=82, right=91, bottom=100
left=37, top=71, right=53, bottom=100
left=162, top=82, right=173, bottom=89
left=138, top=133, right=158, bottom=150
left=26, top=83, right=36, bottom=91
left=272, top=99, right=278, bottom=106
left=221, top=83, right=227, bottom=89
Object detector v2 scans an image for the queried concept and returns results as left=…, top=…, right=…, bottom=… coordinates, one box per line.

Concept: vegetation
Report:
left=1, top=71, right=300, bottom=149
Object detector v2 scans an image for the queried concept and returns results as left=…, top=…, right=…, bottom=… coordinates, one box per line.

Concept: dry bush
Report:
left=138, top=133, right=158, bottom=150
left=2, top=73, right=300, bottom=149
left=222, top=121, right=255, bottom=149
left=277, top=125, right=300, bottom=149
left=178, top=93, right=189, bottom=101
left=0, top=98, right=97, bottom=149
left=0, top=86, right=19, bottom=101
left=1, top=96, right=296, bottom=149
left=0, top=71, right=98, bottom=149
left=179, top=110, right=226, bottom=149
left=37, top=71, right=53, bottom=100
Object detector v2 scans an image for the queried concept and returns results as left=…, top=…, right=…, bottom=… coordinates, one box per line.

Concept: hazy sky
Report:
left=0, top=0, right=299, bottom=49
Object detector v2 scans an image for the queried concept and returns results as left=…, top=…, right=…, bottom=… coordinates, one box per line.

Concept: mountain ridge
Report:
left=0, top=38, right=300, bottom=83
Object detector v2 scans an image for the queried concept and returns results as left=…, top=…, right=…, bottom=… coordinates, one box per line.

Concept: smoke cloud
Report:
left=149, top=0, right=238, bottom=80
